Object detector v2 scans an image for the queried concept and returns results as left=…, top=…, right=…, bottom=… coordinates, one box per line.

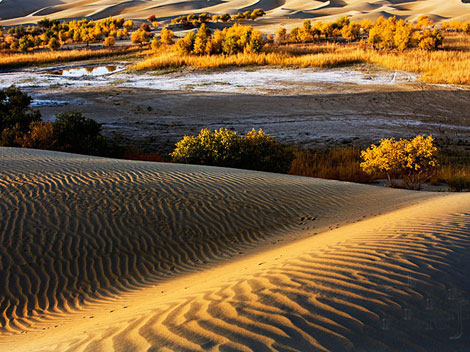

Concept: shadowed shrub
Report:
left=53, top=111, right=107, bottom=155
left=0, top=86, right=41, bottom=132
left=20, top=121, right=57, bottom=150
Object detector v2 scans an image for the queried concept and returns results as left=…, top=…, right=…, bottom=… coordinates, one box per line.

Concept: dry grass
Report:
left=132, top=34, right=470, bottom=85
left=364, top=49, right=470, bottom=85
left=131, top=44, right=364, bottom=71
left=288, top=148, right=380, bottom=183
left=0, top=47, right=140, bottom=69
left=433, top=147, right=470, bottom=190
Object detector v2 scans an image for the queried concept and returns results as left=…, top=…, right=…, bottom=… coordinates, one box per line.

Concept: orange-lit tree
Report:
left=360, top=135, right=438, bottom=190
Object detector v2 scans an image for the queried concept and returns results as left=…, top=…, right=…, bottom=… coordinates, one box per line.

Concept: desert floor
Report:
left=0, top=148, right=469, bottom=351
left=1, top=63, right=470, bottom=153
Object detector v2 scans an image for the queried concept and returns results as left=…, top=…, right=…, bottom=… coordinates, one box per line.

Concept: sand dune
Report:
left=1, top=0, right=470, bottom=27
left=0, top=147, right=469, bottom=351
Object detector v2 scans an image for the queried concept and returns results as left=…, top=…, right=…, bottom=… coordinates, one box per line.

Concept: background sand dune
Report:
left=1, top=0, right=470, bottom=27
left=0, top=148, right=470, bottom=351
left=0, top=148, right=469, bottom=351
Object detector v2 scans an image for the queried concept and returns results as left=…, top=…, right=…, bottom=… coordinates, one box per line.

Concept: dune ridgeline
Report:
left=1, top=0, right=470, bottom=27
left=0, top=147, right=469, bottom=351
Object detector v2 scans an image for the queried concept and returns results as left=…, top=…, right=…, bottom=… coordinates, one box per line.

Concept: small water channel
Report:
left=46, top=65, right=125, bottom=77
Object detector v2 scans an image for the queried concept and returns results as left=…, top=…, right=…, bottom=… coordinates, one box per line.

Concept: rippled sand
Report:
left=1, top=0, right=470, bottom=27
left=0, top=148, right=469, bottom=351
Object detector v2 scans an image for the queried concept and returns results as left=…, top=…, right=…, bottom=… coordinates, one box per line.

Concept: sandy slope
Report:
left=0, top=147, right=469, bottom=351
left=1, top=0, right=470, bottom=27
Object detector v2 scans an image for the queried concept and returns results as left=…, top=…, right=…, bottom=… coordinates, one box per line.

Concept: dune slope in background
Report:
left=1, top=0, right=470, bottom=26
left=0, top=147, right=469, bottom=351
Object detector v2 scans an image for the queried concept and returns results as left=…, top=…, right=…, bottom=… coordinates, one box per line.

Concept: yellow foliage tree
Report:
left=160, top=27, right=174, bottom=44
left=361, top=135, right=438, bottom=189
left=131, top=28, right=149, bottom=47
left=123, top=20, right=134, bottom=29
left=275, top=26, right=287, bottom=44
left=416, top=15, right=433, bottom=29
left=341, top=22, right=360, bottom=42
left=393, top=20, right=412, bottom=51
left=151, top=36, right=160, bottom=51
left=103, top=35, right=115, bottom=47
left=360, top=19, right=373, bottom=33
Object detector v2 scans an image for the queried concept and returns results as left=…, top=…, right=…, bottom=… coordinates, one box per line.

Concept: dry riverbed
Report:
left=2, top=63, right=470, bottom=153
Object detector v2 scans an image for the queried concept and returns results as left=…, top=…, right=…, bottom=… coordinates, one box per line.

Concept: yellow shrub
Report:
left=361, top=135, right=438, bottom=189
left=171, top=128, right=294, bottom=173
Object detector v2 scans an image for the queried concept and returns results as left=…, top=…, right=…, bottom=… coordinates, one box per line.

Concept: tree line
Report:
left=277, top=15, right=444, bottom=50
left=171, top=9, right=266, bottom=28
left=0, top=17, right=136, bottom=52
left=174, top=23, right=263, bottom=55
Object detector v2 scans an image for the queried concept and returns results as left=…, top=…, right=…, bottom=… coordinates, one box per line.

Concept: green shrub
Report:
left=239, top=129, right=294, bottom=173
left=53, top=111, right=107, bottom=155
left=0, top=87, right=126, bottom=157
left=171, top=128, right=294, bottom=173
left=0, top=86, right=41, bottom=132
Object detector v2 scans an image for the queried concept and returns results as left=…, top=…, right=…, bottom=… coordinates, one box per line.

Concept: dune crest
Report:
left=1, top=0, right=470, bottom=26
left=0, top=148, right=469, bottom=351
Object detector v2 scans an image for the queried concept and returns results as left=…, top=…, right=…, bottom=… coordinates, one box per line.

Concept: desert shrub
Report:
left=0, top=123, right=24, bottom=147
left=20, top=121, right=57, bottom=149
left=0, top=87, right=122, bottom=156
left=160, top=27, right=174, bottom=45
left=0, top=86, right=41, bottom=132
left=250, top=9, right=266, bottom=21
left=361, top=135, right=439, bottom=189
left=151, top=36, right=160, bottom=51
left=53, top=111, right=108, bottom=155
left=47, top=37, right=60, bottom=50
left=289, top=148, right=377, bottom=183
left=239, top=129, right=295, bottom=173
left=220, top=14, right=231, bottom=23
left=140, top=23, right=151, bottom=32
left=124, top=20, right=134, bottom=29
left=276, top=27, right=287, bottom=44
left=171, top=128, right=241, bottom=167
left=171, top=128, right=294, bottom=173
left=104, top=35, right=115, bottom=47
left=131, top=28, right=149, bottom=47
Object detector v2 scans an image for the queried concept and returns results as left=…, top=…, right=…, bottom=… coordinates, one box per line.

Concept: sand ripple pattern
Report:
left=0, top=148, right=434, bottom=335
left=35, top=194, right=469, bottom=352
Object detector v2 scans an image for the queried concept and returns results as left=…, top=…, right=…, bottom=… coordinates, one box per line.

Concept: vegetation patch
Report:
left=170, top=128, right=294, bottom=173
